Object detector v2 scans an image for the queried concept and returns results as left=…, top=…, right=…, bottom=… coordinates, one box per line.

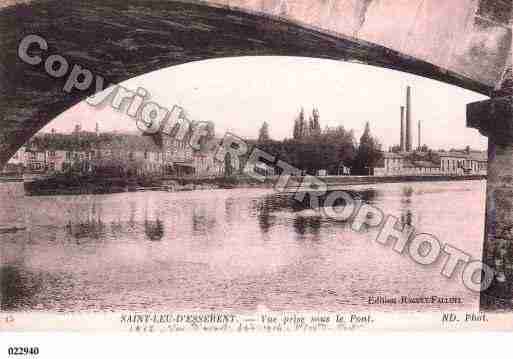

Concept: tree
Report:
left=322, top=125, right=356, bottom=173
left=390, top=145, right=401, bottom=153
left=258, top=122, right=271, bottom=142
left=193, top=121, right=216, bottom=153
left=352, top=122, right=382, bottom=175
left=291, top=107, right=322, bottom=140
left=297, top=108, right=306, bottom=139
left=419, top=144, right=429, bottom=152
left=293, top=119, right=300, bottom=140
left=224, top=152, right=234, bottom=177
left=311, top=108, right=321, bottom=136
left=308, top=116, right=314, bottom=137
left=258, top=106, right=358, bottom=175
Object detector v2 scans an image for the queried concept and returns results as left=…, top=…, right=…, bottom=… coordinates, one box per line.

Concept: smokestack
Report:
left=400, top=106, right=405, bottom=152
left=405, top=86, right=412, bottom=152
left=418, top=120, right=421, bottom=151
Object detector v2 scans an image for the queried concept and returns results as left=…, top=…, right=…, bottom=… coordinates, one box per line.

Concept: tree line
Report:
left=252, top=108, right=382, bottom=176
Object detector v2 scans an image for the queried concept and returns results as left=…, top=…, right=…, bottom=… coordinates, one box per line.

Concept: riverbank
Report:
left=0, top=172, right=23, bottom=183
left=22, top=174, right=277, bottom=196
left=317, top=174, right=486, bottom=188
left=22, top=173, right=486, bottom=196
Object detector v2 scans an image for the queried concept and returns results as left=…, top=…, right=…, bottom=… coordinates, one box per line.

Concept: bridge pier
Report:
left=0, top=180, right=27, bottom=233
left=468, top=91, right=513, bottom=310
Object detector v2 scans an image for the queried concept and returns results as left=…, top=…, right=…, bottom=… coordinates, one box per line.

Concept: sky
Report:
left=41, top=56, right=489, bottom=151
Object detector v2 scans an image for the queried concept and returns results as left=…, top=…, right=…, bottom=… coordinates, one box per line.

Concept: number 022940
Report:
left=7, top=347, right=39, bottom=356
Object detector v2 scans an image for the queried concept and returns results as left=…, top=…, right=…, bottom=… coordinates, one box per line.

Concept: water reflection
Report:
left=66, top=217, right=106, bottom=240
left=293, top=214, right=321, bottom=238
left=288, top=189, right=378, bottom=212
left=0, top=181, right=486, bottom=312
left=401, top=210, right=413, bottom=226
left=0, top=265, right=40, bottom=311
left=255, top=189, right=376, bottom=237
left=128, top=201, right=137, bottom=229
left=145, top=218, right=164, bottom=241
left=255, top=196, right=282, bottom=235
left=257, top=202, right=273, bottom=234
left=61, top=199, right=169, bottom=242
left=192, top=205, right=217, bottom=236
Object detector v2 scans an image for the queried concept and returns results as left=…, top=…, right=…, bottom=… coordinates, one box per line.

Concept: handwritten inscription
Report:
left=121, top=313, right=374, bottom=333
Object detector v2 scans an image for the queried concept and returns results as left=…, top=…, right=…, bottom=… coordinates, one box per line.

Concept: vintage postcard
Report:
left=1, top=0, right=512, bottom=337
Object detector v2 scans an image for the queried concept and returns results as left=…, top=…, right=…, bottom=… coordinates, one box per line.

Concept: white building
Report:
left=374, top=151, right=487, bottom=177
left=7, top=146, right=26, bottom=166
left=46, top=150, right=67, bottom=172
left=25, top=147, right=47, bottom=172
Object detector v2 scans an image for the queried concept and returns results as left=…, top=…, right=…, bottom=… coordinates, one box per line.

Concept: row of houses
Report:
left=5, top=132, right=225, bottom=178
left=374, top=150, right=487, bottom=176
left=6, top=127, right=488, bottom=180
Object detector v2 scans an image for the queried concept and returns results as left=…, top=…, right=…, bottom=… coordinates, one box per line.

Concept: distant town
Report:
left=5, top=122, right=224, bottom=180
left=3, top=86, right=487, bottom=194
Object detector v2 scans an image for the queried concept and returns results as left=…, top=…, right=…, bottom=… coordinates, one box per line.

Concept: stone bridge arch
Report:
left=0, top=0, right=512, bottom=311
left=0, top=0, right=511, bottom=166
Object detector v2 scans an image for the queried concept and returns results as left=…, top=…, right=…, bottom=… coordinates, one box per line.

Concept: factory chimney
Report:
left=418, top=120, right=421, bottom=151
left=400, top=106, right=405, bottom=152
left=405, top=86, right=412, bottom=152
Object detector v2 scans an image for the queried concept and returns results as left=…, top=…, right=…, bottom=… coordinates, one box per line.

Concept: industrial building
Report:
left=374, top=86, right=487, bottom=177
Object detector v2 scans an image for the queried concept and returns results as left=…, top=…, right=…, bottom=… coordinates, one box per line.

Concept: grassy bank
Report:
left=23, top=173, right=275, bottom=196
left=23, top=172, right=486, bottom=196
left=164, top=175, right=276, bottom=189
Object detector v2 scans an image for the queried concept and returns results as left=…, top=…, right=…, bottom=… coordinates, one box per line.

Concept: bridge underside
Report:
left=1, top=0, right=513, bottom=312
left=0, top=0, right=499, bottom=168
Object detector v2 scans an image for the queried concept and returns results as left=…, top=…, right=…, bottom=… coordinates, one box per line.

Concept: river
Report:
left=0, top=180, right=485, bottom=312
